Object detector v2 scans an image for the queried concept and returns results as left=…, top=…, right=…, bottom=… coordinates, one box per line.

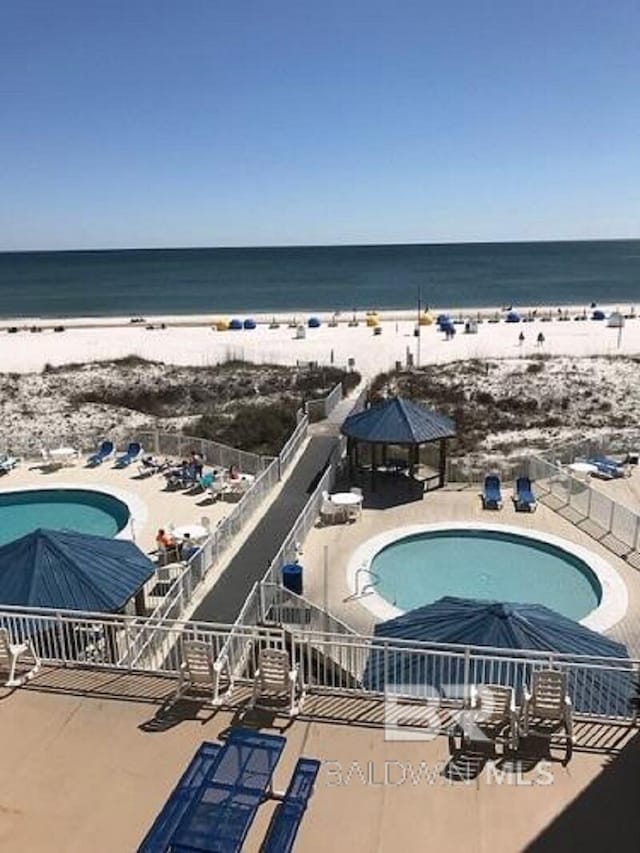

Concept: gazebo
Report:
left=340, top=396, right=456, bottom=490
left=0, top=528, right=155, bottom=616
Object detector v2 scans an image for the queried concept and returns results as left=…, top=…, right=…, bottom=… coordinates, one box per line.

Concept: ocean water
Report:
left=0, top=240, right=638, bottom=318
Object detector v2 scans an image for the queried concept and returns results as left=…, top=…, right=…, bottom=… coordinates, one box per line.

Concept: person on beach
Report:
left=537, top=331, right=545, bottom=346
left=518, top=331, right=525, bottom=345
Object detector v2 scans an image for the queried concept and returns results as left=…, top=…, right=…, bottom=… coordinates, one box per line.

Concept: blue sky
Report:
left=1, top=0, right=639, bottom=249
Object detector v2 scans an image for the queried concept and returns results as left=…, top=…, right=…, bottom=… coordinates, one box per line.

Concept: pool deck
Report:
left=0, top=459, right=231, bottom=556
left=0, top=668, right=637, bottom=852
left=299, top=480, right=640, bottom=656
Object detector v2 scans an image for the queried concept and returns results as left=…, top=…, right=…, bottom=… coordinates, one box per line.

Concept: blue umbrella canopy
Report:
left=0, top=528, right=155, bottom=613
left=363, top=597, right=633, bottom=716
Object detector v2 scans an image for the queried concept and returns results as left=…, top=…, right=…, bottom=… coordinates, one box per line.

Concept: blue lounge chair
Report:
left=115, top=441, right=143, bottom=467
left=513, top=476, right=536, bottom=512
left=481, top=475, right=502, bottom=509
left=587, top=456, right=625, bottom=479
left=262, top=758, right=321, bottom=853
left=86, top=440, right=114, bottom=467
left=137, top=742, right=222, bottom=852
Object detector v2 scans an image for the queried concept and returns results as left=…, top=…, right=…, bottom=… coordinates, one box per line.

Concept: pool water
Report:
left=0, top=489, right=130, bottom=546
left=372, top=529, right=601, bottom=621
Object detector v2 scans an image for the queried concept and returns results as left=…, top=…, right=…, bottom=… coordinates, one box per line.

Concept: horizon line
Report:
left=1, top=235, right=639, bottom=254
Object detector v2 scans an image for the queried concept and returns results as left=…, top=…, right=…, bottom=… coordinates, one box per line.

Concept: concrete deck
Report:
left=299, top=481, right=640, bottom=656
left=0, top=459, right=230, bottom=556
left=0, top=670, right=637, bottom=852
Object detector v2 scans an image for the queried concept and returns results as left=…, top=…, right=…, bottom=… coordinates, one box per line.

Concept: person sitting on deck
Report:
left=180, top=533, right=199, bottom=562
left=156, top=528, right=177, bottom=563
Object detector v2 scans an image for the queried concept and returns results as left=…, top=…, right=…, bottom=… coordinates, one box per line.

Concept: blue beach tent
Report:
left=229, top=318, right=243, bottom=330
left=592, top=310, right=606, bottom=321
left=243, top=318, right=257, bottom=330
left=362, top=597, right=633, bottom=716
left=0, top=528, right=155, bottom=613
left=506, top=311, right=521, bottom=323
left=307, top=316, right=321, bottom=328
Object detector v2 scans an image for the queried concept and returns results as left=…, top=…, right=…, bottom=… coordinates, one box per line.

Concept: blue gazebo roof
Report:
left=363, top=597, right=633, bottom=716
left=0, top=528, right=155, bottom=613
left=341, top=397, right=456, bottom=445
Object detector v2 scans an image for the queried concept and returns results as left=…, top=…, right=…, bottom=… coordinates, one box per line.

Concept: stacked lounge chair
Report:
left=513, top=476, right=537, bottom=512
left=481, top=475, right=502, bottom=510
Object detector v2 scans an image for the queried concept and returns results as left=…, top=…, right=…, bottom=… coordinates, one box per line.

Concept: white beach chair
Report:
left=464, top=684, right=519, bottom=751
left=0, top=628, right=41, bottom=688
left=522, top=669, right=573, bottom=745
left=174, top=640, right=225, bottom=705
left=250, top=648, right=304, bottom=717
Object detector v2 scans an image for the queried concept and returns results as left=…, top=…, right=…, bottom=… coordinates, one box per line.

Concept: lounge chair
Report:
left=0, top=454, right=19, bottom=475
left=587, top=456, right=626, bottom=479
left=521, top=669, right=573, bottom=755
left=513, top=476, right=536, bottom=512
left=174, top=640, right=225, bottom=705
left=114, top=441, right=143, bottom=468
left=462, top=684, right=519, bottom=751
left=250, top=648, right=304, bottom=717
left=86, top=440, right=114, bottom=467
left=261, top=757, right=321, bottom=853
left=481, top=475, right=502, bottom=509
left=0, top=628, right=41, bottom=688
left=137, top=455, right=163, bottom=477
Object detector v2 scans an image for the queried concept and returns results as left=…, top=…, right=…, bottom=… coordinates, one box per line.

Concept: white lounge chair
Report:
left=250, top=648, right=304, bottom=717
left=522, top=669, right=573, bottom=745
left=174, top=640, right=225, bottom=705
left=466, top=684, right=519, bottom=750
left=0, top=628, right=41, bottom=688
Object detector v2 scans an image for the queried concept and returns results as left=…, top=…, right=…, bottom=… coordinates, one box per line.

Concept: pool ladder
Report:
left=354, top=563, right=380, bottom=598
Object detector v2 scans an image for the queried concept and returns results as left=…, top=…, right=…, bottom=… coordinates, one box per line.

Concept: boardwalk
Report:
left=191, top=434, right=338, bottom=623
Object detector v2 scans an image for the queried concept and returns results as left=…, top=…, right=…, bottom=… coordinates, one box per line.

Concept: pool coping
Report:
left=0, top=482, right=148, bottom=545
left=346, top=521, right=629, bottom=633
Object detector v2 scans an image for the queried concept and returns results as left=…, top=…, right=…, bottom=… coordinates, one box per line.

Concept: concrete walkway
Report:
left=191, top=434, right=338, bottom=623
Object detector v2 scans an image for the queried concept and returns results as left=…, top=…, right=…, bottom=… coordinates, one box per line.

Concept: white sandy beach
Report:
left=0, top=305, right=637, bottom=377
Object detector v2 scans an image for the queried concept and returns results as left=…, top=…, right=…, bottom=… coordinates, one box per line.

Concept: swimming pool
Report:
left=349, top=523, right=628, bottom=630
left=0, top=488, right=130, bottom=546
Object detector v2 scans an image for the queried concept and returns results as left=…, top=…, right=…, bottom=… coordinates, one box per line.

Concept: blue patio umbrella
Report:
left=0, top=528, right=155, bottom=613
left=363, top=597, right=633, bottom=716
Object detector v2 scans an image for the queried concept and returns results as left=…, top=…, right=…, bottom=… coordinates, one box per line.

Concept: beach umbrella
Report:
left=307, top=316, right=321, bottom=328
left=362, top=597, right=633, bottom=716
left=0, top=528, right=155, bottom=613
left=243, top=318, right=256, bottom=330
left=229, top=318, right=243, bottom=330
left=506, top=311, right=521, bottom=323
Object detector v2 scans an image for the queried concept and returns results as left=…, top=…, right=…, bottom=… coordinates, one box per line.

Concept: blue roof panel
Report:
left=341, top=397, right=455, bottom=444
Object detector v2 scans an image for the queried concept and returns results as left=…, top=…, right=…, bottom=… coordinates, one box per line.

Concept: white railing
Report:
left=528, top=456, right=640, bottom=558
left=142, top=457, right=281, bottom=628
left=134, top=430, right=268, bottom=476
left=305, top=381, right=343, bottom=421
left=2, top=603, right=637, bottom=722
left=278, top=414, right=310, bottom=474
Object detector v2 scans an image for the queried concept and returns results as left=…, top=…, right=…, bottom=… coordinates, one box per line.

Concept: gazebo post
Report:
left=439, top=439, right=447, bottom=487
left=134, top=588, right=147, bottom=617
left=371, top=443, right=377, bottom=491
left=382, top=444, right=388, bottom=467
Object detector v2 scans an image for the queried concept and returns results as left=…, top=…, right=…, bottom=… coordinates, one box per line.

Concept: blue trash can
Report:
left=282, top=563, right=303, bottom=595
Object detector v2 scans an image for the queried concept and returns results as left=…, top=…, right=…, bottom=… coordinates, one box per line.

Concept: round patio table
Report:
left=329, top=492, right=363, bottom=507
left=172, top=523, right=209, bottom=542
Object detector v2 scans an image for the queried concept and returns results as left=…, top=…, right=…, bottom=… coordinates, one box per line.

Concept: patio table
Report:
left=329, top=492, right=362, bottom=507
left=171, top=728, right=285, bottom=853
left=172, top=524, right=209, bottom=543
